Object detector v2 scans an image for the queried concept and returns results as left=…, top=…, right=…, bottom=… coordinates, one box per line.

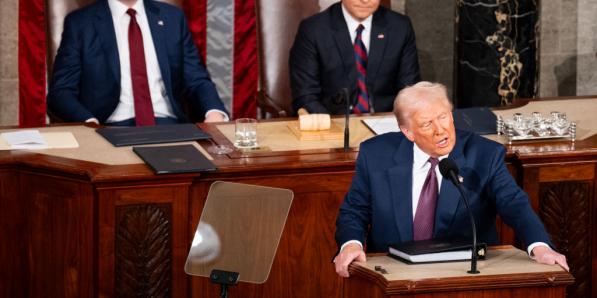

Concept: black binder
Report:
left=388, top=238, right=487, bottom=264
left=96, top=123, right=211, bottom=147
left=133, top=144, right=216, bottom=174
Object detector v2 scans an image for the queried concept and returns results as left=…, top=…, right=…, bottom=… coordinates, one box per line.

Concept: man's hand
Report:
left=532, top=246, right=569, bottom=271
left=85, top=117, right=99, bottom=124
left=333, top=243, right=366, bottom=278
left=204, top=111, right=226, bottom=123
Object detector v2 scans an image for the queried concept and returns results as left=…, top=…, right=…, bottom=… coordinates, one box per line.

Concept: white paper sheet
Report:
left=1, top=130, right=49, bottom=149
left=361, top=117, right=400, bottom=135
left=0, top=131, right=79, bottom=150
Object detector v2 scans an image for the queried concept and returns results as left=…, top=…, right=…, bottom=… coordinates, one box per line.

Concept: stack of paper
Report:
left=1, top=130, right=49, bottom=150
left=0, top=130, right=79, bottom=150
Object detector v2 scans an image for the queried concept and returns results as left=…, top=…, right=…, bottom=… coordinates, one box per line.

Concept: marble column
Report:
left=391, top=0, right=406, bottom=13
left=406, top=0, right=455, bottom=100
left=576, top=0, right=597, bottom=96
left=0, top=0, right=19, bottom=126
left=455, top=0, right=538, bottom=107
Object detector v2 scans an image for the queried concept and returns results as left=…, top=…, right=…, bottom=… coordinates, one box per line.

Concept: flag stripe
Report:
left=232, top=0, right=257, bottom=118
left=183, top=0, right=207, bottom=62
left=206, top=0, right=234, bottom=116
left=18, top=0, right=46, bottom=127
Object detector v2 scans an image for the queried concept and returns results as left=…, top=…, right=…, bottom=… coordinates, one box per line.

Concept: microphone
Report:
left=439, top=158, right=461, bottom=186
left=439, top=158, right=480, bottom=274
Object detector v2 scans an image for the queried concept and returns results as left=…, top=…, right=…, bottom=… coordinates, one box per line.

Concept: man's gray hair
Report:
left=393, top=81, right=452, bottom=127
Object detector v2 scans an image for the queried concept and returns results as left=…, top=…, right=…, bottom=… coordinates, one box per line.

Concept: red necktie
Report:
left=352, top=24, right=369, bottom=114
left=413, top=157, right=439, bottom=241
left=127, top=9, right=155, bottom=126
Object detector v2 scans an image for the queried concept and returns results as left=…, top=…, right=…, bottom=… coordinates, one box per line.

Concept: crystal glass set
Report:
left=497, top=111, right=577, bottom=143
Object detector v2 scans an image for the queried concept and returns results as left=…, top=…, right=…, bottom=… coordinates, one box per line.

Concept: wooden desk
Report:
left=345, top=246, right=574, bottom=298
left=0, top=98, right=595, bottom=297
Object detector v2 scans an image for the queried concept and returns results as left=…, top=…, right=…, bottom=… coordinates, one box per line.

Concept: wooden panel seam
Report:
left=538, top=164, right=595, bottom=182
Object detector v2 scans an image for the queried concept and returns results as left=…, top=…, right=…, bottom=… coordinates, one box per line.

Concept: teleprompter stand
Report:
left=209, top=269, right=239, bottom=298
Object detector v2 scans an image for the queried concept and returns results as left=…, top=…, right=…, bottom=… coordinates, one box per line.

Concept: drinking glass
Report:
left=234, top=118, right=258, bottom=148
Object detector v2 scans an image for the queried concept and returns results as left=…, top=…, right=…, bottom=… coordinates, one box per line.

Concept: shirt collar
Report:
left=413, top=143, right=449, bottom=170
left=108, top=0, right=146, bottom=19
left=341, top=4, right=373, bottom=36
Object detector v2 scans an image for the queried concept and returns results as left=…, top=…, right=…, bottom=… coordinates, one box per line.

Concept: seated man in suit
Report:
left=289, top=0, right=420, bottom=115
left=333, top=81, right=568, bottom=277
left=47, top=0, right=228, bottom=126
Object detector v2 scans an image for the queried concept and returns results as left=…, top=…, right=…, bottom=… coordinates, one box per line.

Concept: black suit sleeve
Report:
left=335, top=142, right=372, bottom=248
left=289, top=20, right=330, bottom=114
left=47, top=14, right=95, bottom=122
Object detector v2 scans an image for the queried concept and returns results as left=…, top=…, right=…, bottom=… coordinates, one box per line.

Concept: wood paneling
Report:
left=0, top=169, right=26, bottom=297
left=97, top=184, right=190, bottom=298
left=115, top=204, right=172, bottom=297
left=190, top=173, right=350, bottom=297
left=21, top=172, right=94, bottom=298
left=523, top=162, right=596, bottom=298
left=539, top=164, right=594, bottom=182
left=539, top=181, right=592, bottom=298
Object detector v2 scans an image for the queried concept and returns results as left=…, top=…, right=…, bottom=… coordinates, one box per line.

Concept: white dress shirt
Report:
left=341, top=4, right=373, bottom=50
left=91, top=0, right=227, bottom=124
left=106, top=0, right=176, bottom=122
left=340, top=143, right=547, bottom=256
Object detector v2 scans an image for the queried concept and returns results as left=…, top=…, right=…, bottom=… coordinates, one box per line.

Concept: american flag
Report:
left=184, top=0, right=257, bottom=119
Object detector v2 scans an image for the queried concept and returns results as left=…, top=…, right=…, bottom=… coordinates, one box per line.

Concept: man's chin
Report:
left=435, top=144, right=455, bottom=157
left=353, top=10, right=376, bottom=19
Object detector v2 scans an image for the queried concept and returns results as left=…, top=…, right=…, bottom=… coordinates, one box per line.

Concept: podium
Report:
left=345, top=246, right=573, bottom=298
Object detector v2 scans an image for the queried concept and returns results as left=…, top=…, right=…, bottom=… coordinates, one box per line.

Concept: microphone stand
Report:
left=341, top=88, right=350, bottom=152
left=449, top=172, right=480, bottom=274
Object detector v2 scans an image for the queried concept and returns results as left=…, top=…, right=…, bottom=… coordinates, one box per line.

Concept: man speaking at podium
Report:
left=333, top=82, right=568, bottom=277
left=47, top=0, right=228, bottom=126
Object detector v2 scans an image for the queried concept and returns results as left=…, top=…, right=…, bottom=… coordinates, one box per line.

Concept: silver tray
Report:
left=508, top=133, right=571, bottom=141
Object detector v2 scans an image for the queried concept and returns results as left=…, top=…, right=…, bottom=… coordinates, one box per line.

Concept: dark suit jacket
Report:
left=335, top=130, right=552, bottom=252
left=47, top=0, right=227, bottom=123
left=289, top=3, right=420, bottom=115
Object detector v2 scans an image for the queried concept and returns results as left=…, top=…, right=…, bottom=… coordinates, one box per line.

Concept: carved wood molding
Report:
left=116, top=204, right=172, bottom=297
left=539, top=181, right=592, bottom=298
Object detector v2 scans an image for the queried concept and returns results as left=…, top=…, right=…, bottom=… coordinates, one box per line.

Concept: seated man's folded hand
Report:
left=204, top=111, right=227, bottom=123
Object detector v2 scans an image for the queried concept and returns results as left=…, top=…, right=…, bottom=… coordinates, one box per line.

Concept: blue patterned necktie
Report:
left=352, top=24, right=369, bottom=114
left=413, top=157, right=439, bottom=241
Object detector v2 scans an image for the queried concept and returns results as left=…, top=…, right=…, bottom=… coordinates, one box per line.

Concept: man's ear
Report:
left=400, top=126, right=415, bottom=142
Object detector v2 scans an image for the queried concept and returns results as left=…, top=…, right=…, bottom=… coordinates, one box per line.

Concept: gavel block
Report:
left=297, top=108, right=331, bottom=131
left=288, top=108, right=343, bottom=141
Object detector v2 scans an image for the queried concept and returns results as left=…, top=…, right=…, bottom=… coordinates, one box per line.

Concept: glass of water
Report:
left=234, top=118, right=258, bottom=148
